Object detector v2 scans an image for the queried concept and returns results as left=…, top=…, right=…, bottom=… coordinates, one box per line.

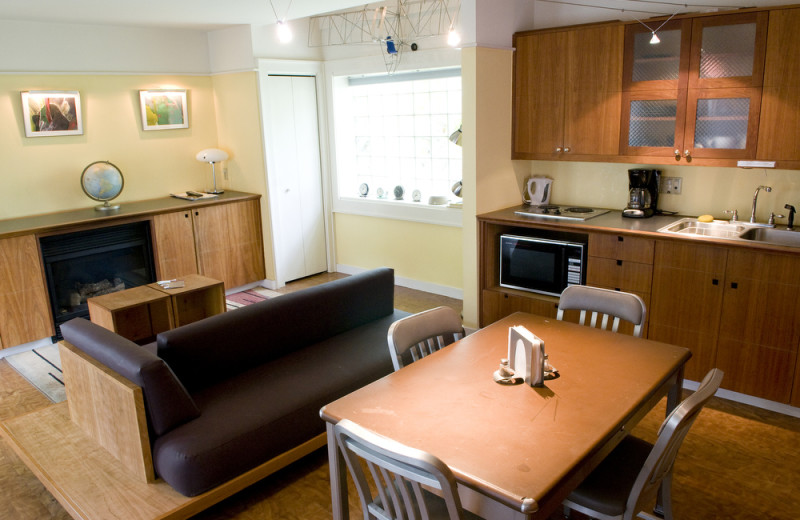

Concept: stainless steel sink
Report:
left=739, top=227, right=800, bottom=247
left=658, top=218, right=750, bottom=239
left=658, top=217, right=800, bottom=248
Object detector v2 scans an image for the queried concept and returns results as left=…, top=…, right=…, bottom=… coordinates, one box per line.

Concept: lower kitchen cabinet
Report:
left=651, top=240, right=800, bottom=402
left=152, top=199, right=266, bottom=290
left=715, top=249, right=800, bottom=402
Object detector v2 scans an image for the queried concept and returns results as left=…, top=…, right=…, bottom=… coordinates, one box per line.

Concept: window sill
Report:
left=332, top=197, right=462, bottom=227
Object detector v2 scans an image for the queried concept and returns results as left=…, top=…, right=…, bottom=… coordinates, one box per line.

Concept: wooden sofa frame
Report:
left=0, top=340, right=327, bottom=520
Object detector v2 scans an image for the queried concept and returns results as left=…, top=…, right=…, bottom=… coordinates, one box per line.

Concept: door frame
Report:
left=257, top=59, right=335, bottom=288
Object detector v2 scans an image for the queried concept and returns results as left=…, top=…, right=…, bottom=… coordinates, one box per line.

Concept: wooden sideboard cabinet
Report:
left=152, top=199, right=266, bottom=289
left=0, top=234, right=54, bottom=347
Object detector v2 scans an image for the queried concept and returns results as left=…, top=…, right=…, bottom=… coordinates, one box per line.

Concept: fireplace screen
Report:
left=40, top=221, right=156, bottom=339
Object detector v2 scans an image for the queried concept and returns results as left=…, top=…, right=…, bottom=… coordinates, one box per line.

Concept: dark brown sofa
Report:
left=60, top=268, right=408, bottom=497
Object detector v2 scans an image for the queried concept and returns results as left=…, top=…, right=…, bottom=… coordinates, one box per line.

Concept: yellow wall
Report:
left=0, top=74, right=218, bottom=220
left=211, top=71, right=275, bottom=280
left=461, top=46, right=521, bottom=327
left=333, top=213, right=463, bottom=291
left=520, top=161, right=800, bottom=222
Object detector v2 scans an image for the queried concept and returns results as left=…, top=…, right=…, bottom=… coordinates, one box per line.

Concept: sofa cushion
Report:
left=152, top=309, right=409, bottom=497
left=61, top=318, right=200, bottom=437
left=157, top=267, right=396, bottom=393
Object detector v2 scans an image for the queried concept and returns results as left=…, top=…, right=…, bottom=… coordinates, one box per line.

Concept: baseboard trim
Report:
left=336, top=265, right=463, bottom=300
left=683, top=379, right=800, bottom=419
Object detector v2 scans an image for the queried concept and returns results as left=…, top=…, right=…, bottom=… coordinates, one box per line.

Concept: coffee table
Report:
left=321, top=312, right=691, bottom=519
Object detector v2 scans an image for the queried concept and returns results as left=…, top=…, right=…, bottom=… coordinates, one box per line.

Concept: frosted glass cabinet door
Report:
left=684, top=88, right=762, bottom=159
left=620, top=90, right=687, bottom=156
left=623, top=19, right=691, bottom=91
left=689, top=12, right=768, bottom=88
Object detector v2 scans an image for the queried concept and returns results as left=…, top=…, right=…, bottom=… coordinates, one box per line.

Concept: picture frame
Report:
left=21, top=91, right=83, bottom=137
left=139, top=89, right=189, bottom=131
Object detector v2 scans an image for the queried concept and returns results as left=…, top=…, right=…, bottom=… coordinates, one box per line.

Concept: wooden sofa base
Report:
left=0, top=403, right=327, bottom=520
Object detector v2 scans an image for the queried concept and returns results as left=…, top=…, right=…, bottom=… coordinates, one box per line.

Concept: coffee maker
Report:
left=622, top=169, right=660, bottom=218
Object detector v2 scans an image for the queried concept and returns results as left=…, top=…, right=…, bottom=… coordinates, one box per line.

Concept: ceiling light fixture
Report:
left=633, top=9, right=682, bottom=45
left=447, top=25, right=461, bottom=47
left=269, top=0, right=294, bottom=44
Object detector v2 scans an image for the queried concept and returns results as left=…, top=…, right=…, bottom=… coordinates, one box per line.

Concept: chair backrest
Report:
left=387, top=306, right=464, bottom=371
left=556, top=285, right=647, bottom=337
left=625, top=368, right=724, bottom=520
left=334, top=419, right=467, bottom=520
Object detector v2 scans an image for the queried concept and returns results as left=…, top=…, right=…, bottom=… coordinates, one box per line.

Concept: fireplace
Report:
left=39, top=221, right=156, bottom=339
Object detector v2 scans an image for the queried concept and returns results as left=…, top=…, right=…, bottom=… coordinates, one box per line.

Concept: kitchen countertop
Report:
left=478, top=204, right=800, bottom=255
left=0, top=191, right=260, bottom=239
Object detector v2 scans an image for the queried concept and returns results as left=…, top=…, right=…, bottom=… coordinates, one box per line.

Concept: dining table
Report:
left=320, top=312, right=691, bottom=519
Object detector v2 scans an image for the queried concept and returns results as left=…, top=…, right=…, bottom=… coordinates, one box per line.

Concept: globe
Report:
left=81, top=161, right=124, bottom=211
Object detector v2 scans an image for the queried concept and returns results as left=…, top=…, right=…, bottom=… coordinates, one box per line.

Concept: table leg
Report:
left=327, top=422, right=349, bottom=520
left=665, top=364, right=685, bottom=416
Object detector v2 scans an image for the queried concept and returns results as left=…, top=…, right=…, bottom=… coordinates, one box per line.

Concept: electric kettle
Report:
left=524, top=177, right=553, bottom=205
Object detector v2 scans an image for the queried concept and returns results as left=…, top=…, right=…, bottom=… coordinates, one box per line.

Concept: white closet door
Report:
left=266, top=75, right=327, bottom=283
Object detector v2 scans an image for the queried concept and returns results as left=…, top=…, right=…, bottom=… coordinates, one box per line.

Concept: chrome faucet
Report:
left=750, top=185, right=772, bottom=223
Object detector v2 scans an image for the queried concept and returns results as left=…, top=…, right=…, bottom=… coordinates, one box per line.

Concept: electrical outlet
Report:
left=223, top=167, right=229, bottom=180
left=662, top=176, right=682, bottom=194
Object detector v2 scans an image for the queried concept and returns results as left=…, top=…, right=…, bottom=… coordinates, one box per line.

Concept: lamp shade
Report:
left=196, top=148, right=229, bottom=163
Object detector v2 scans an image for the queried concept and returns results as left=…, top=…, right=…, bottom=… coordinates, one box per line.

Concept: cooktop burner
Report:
left=514, top=205, right=610, bottom=221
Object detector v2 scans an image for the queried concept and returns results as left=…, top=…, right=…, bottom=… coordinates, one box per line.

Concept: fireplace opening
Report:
left=40, top=221, right=156, bottom=339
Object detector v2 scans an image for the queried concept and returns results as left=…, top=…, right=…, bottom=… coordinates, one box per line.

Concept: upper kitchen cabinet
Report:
left=513, top=24, right=623, bottom=160
left=757, top=8, right=800, bottom=167
left=620, top=12, right=768, bottom=163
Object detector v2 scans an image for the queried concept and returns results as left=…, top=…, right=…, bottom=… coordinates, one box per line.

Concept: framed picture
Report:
left=139, top=89, right=189, bottom=131
left=21, top=91, right=83, bottom=137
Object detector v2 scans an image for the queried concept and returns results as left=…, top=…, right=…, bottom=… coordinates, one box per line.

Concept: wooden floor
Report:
left=1, top=273, right=799, bottom=519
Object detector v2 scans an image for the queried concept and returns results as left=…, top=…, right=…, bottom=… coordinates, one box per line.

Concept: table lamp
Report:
left=196, top=148, right=229, bottom=194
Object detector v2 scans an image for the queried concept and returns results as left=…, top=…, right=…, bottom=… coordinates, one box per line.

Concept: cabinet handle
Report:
left=195, top=211, right=199, bottom=216
left=563, top=146, right=571, bottom=153
left=555, top=147, right=562, bottom=153
left=616, top=260, right=623, bottom=266
left=684, top=149, right=692, bottom=160
left=674, top=149, right=681, bottom=160
left=712, top=278, right=719, bottom=285
left=617, top=236, right=624, bottom=242
left=184, top=213, right=189, bottom=218
left=731, top=282, right=738, bottom=289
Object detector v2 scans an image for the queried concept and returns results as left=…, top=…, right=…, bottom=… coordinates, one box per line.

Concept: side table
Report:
left=149, top=274, right=225, bottom=327
left=87, top=286, right=174, bottom=343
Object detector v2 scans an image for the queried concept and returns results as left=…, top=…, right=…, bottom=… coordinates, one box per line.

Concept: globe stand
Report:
left=95, top=200, right=120, bottom=212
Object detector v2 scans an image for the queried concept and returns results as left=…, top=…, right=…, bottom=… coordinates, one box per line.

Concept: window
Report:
left=332, top=68, right=462, bottom=212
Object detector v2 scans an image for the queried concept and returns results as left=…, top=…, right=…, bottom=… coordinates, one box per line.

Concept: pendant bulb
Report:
left=650, top=31, right=660, bottom=44
left=447, top=27, right=461, bottom=47
left=277, top=20, right=292, bottom=43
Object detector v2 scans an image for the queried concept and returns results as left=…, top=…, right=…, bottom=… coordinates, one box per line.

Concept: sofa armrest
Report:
left=59, top=340, right=155, bottom=483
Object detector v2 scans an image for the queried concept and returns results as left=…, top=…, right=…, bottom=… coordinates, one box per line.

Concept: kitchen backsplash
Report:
left=520, top=161, right=800, bottom=223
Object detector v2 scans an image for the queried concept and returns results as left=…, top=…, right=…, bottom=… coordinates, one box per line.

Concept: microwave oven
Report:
left=499, top=234, right=586, bottom=297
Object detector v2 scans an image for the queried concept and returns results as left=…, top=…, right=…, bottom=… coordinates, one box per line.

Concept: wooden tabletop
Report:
left=321, top=312, right=691, bottom=518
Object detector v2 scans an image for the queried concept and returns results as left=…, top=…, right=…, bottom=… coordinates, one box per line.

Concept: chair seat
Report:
left=566, top=436, right=653, bottom=517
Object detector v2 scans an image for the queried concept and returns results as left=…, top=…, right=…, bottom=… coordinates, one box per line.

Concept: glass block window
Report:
left=629, top=99, right=677, bottom=148
left=700, top=23, right=756, bottom=79
left=333, top=68, right=462, bottom=204
left=694, top=98, right=750, bottom=149
left=631, top=29, right=683, bottom=83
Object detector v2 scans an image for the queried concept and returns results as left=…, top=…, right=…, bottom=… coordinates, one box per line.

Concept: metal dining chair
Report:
left=556, top=285, right=647, bottom=337
left=387, top=306, right=465, bottom=371
left=562, top=368, right=724, bottom=520
left=334, top=419, right=482, bottom=520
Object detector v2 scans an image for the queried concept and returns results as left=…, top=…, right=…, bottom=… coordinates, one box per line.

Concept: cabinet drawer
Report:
left=587, top=257, right=653, bottom=293
left=589, top=233, right=654, bottom=263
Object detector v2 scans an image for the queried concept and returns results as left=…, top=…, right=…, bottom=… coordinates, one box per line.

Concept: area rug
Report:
left=5, top=344, right=66, bottom=403
left=226, top=287, right=282, bottom=310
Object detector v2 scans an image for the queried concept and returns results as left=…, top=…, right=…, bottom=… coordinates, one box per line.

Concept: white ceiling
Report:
left=0, top=0, right=368, bottom=31
left=0, top=0, right=788, bottom=32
